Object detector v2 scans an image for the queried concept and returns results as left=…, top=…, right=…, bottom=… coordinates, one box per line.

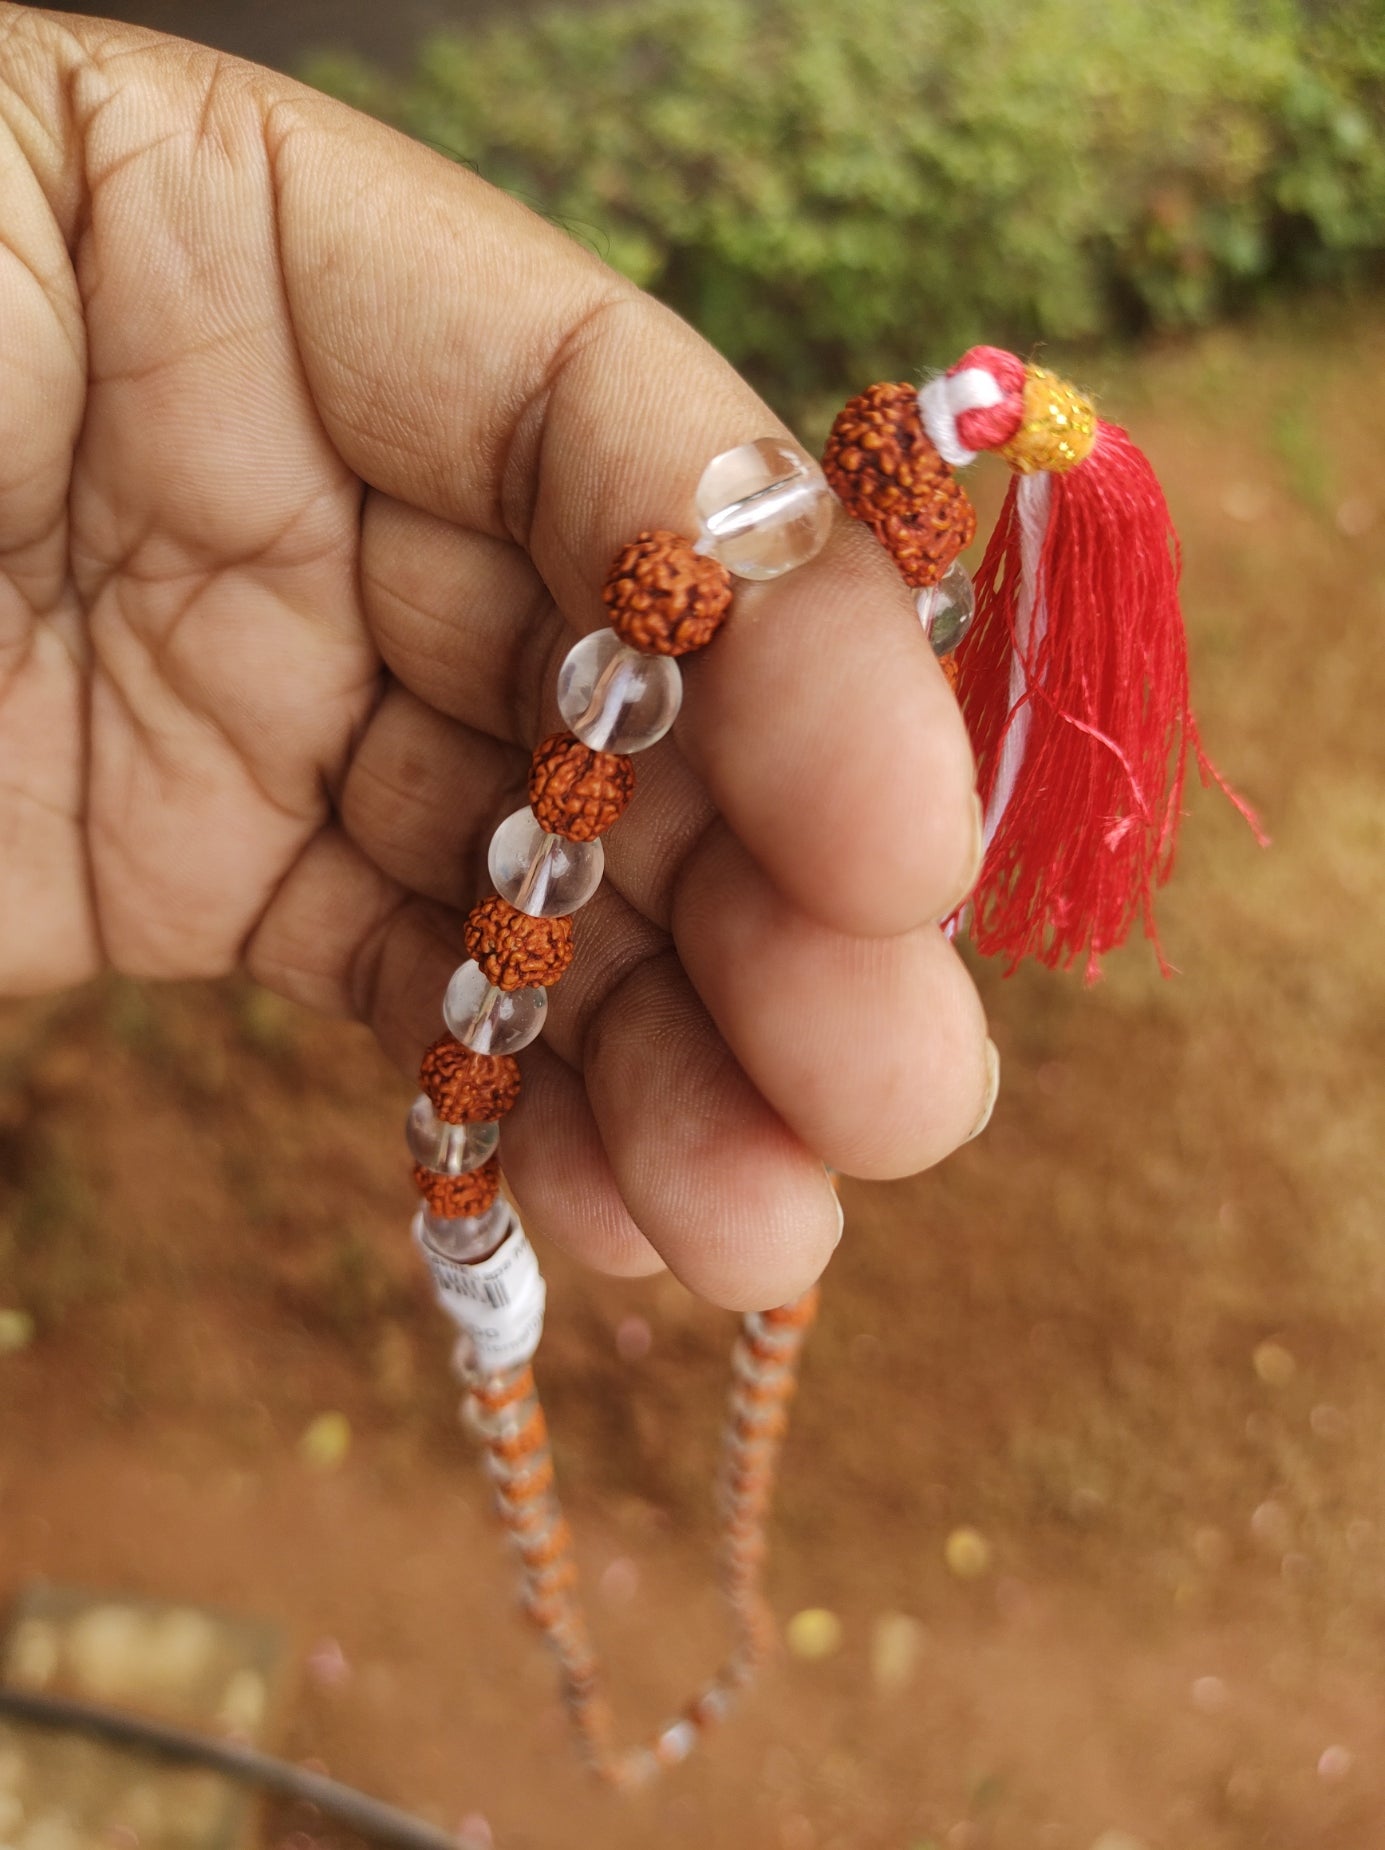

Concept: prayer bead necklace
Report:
left=404, top=353, right=1252, bottom=1780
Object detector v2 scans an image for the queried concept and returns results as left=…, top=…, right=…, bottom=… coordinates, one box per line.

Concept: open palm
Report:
left=0, top=7, right=988, bottom=1308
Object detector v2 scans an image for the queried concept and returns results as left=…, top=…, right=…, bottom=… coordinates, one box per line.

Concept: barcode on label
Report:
left=426, top=1255, right=513, bottom=1308
left=415, top=1211, right=545, bottom=1368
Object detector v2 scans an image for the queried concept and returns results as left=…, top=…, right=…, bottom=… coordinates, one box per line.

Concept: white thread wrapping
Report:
left=918, top=368, right=1005, bottom=470
left=414, top=1206, right=547, bottom=1373
left=983, top=470, right=1052, bottom=852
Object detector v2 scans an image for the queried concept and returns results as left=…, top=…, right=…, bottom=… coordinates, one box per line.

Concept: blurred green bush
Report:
left=306, top=0, right=1385, bottom=404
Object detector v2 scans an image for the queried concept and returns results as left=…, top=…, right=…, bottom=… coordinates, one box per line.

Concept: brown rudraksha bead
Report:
left=413, top=1154, right=501, bottom=1219
left=822, top=382, right=976, bottom=589
left=464, top=895, right=574, bottom=992
left=418, top=1035, right=522, bottom=1125
left=528, top=730, right=636, bottom=843
left=602, top=528, right=734, bottom=656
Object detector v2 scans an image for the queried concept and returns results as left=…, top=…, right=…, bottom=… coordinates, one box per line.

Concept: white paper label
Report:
left=416, top=1213, right=547, bottom=1373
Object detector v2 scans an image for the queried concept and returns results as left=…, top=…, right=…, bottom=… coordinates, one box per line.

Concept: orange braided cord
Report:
left=461, top=1288, right=819, bottom=1786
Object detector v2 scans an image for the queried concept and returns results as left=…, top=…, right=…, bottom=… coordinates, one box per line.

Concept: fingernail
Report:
left=823, top=1164, right=844, bottom=1247
left=936, top=791, right=985, bottom=924
left=965, top=1038, right=1001, bottom=1142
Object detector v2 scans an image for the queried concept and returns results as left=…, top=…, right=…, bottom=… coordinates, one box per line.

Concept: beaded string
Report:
left=405, top=438, right=845, bottom=1778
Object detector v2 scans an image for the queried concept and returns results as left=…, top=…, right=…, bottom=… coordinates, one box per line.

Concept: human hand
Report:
left=0, top=6, right=989, bottom=1308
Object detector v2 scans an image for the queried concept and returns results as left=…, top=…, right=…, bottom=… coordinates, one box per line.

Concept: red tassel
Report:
left=824, top=351, right=1262, bottom=977
left=952, top=418, right=1261, bottom=979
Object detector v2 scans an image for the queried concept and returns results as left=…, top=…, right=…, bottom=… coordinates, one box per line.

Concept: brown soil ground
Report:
left=3, top=304, right=1385, bottom=1850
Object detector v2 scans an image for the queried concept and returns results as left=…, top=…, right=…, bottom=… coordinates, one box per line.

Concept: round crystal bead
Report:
left=556, top=628, right=682, bottom=754
left=915, top=559, right=977, bottom=658
left=488, top=806, right=605, bottom=917
left=443, top=959, right=547, bottom=1054
left=406, top=1094, right=499, bottom=1175
left=694, top=438, right=835, bottom=581
left=414, top=1199, right=514, bottom=1265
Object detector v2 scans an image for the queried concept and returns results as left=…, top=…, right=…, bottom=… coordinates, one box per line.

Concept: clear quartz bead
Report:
left=694, top=438, right=835, bottom=581
left=405, top=1094, right=500, bottom=1175
left=488, top=806, right=605, bottom=916
left=443, top=958, right=547, bottom=1054
left=414, top=1198, right=515, bottom=1265
left=556, top=628, right=682, bottom=754
left=914, top=559, right=976, bottom=658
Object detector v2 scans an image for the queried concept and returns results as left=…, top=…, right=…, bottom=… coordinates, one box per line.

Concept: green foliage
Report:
left=305, top=0, right=1385, bottom=404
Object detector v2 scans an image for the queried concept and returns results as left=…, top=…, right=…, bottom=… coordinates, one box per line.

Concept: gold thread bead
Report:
left=995, top=365, right=1097, bottom=475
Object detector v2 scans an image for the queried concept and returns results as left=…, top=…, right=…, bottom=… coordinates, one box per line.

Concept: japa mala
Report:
left=406, top=352, right=1259, bottom=1786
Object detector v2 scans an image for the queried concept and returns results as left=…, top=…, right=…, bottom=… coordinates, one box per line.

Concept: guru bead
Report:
left=418, top=1034, right=522, bottom=1124
left=464, top=895, right=575, bottom=991
left=413, top=1154, right=502, bottom=1220
left=821, top=382, right=976, bottom=588
left=603, top=530, right=733, bottom=657
left=528, top=731, right=636, bottom=842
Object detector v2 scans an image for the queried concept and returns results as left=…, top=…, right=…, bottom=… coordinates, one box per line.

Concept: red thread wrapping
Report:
left=951, top=346, right=1026, bottom=453
left=951, top=419, right=1263, bottom=979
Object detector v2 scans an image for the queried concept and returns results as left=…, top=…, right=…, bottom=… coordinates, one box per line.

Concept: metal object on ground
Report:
left=0, top=1584, right=286, bottom=1849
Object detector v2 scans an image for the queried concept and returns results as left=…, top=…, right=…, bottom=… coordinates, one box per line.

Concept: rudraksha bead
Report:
left=528, top=730, right=636, bottom=843
left=602, top=529, right=734, bottom=656
left=414, top=1154, right=501, bottom=1219
left=418, top=1034, right=522, bottom=1124
left=464, top=895, right=575, bottom=991
left=822, top=382, right=976, bottom=589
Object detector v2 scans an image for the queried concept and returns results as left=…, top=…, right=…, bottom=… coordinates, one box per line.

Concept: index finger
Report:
left=267, top=85, right=978, bottom=936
